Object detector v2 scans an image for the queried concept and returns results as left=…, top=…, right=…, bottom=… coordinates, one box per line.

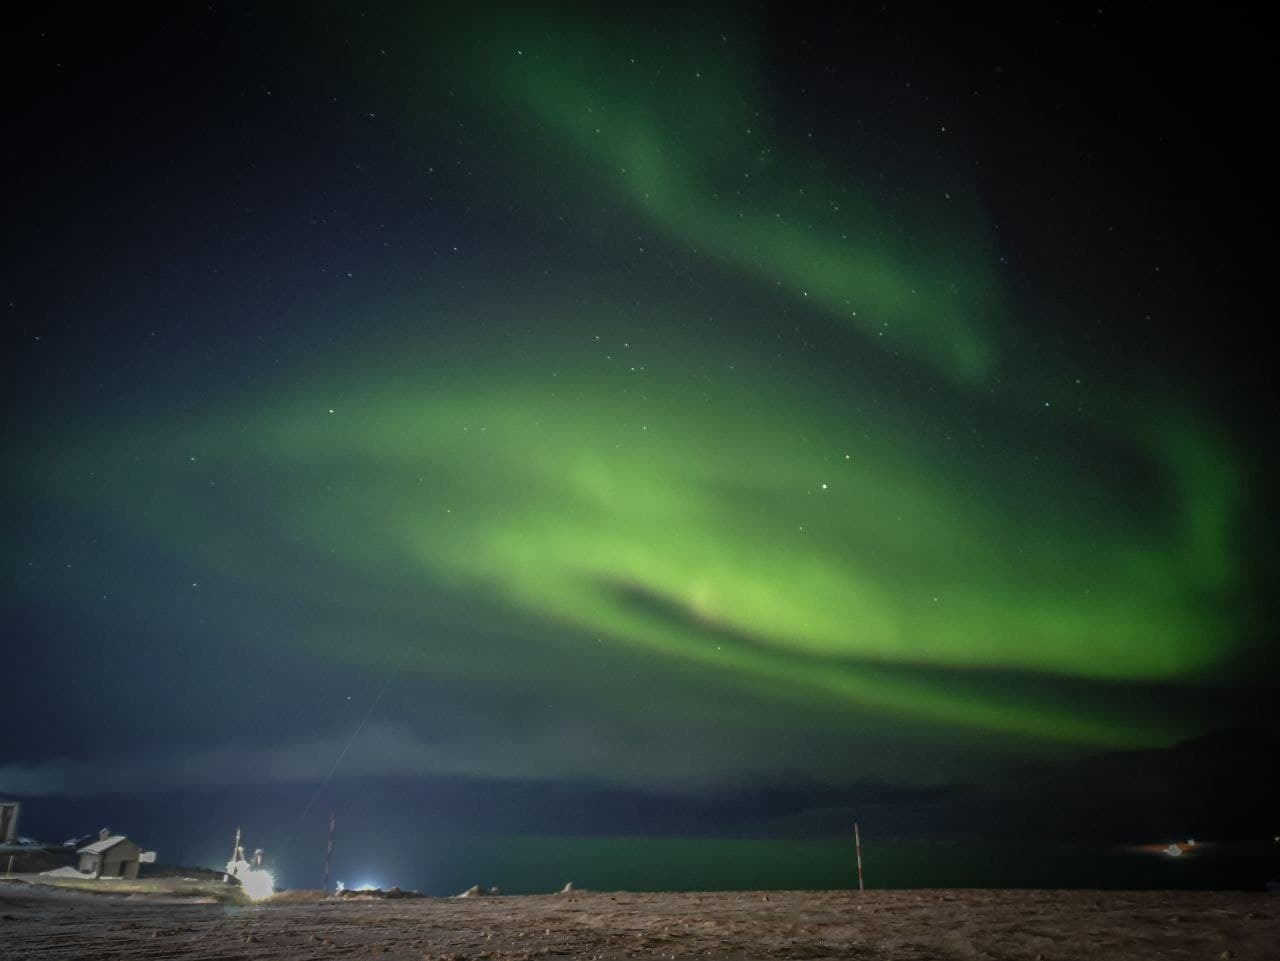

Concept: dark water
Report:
left=334, top=836, right=1280, bottom=897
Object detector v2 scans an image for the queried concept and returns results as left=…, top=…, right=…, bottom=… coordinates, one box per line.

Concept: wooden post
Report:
left=854, top=822, right=865, bottom=891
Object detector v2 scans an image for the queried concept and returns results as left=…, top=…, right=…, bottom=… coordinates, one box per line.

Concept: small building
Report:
left=0, top=801, right=18, bottom=843
left=77, top=829, right=144, bottom=880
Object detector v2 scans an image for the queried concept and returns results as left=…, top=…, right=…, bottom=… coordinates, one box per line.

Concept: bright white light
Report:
left=226, top=856, right=275, bottom=901
left=1164, top=843, right=1183, bottom=857
left=354, top=880, right=382, bottom=891
left=239, top=867, right=276, bottom=901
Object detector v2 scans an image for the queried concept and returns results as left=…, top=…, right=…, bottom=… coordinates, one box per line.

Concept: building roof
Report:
left=78, top=834, right=131, bottom=855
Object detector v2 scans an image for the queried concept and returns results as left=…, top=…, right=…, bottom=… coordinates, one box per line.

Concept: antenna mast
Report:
left=321, top=812, right=336, bottom=893
left=224, top=825, right=241, bottom=883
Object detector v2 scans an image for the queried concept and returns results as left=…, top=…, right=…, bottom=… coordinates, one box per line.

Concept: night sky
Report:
left=4, top=4, right=1276, bottom=890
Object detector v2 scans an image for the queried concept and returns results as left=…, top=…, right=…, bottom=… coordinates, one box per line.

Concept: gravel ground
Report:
left=3, top=882, right=1276, bottom=960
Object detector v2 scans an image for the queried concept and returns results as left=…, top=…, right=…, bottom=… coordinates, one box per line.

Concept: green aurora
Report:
left=37, top=322, right=1242, bottom=754
left=22, top=5, right=1257, bottom=772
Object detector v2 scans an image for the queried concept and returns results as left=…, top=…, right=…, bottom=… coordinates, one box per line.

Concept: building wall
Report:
left=102, top=850, right=141, bottom=880
left=0, top=802, right=18, bottom=843
left=79, top=841, right=143, bottom=879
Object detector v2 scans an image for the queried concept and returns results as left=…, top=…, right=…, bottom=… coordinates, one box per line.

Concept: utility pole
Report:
left=853, top=822, right=865, bottom=891
left=321, top=812, right=336, bottom=893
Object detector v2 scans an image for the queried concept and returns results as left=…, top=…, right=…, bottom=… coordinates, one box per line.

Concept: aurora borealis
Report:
left=4, top=3, right=1275, bottom=887
left=31, top=323, right=1244, bottom=749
